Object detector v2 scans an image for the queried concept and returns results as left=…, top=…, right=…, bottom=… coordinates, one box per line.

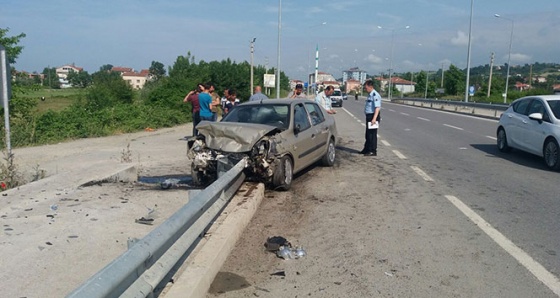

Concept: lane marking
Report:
left=392, top=150, right=407, bottom=159
left=443, top=124, right=464, bottom=131
left=410, top=166, right=433, bottom=181
left=486, top=136, right=497, bottom=140
left=417, top=117, right=431, bottom=121
left=381, top=140, right=391, bottom=147
left=445, top=195, right=560, bottom=296
left=400, top=112, right=410, bottom=116
left=388, top=109, right=396, bottom=112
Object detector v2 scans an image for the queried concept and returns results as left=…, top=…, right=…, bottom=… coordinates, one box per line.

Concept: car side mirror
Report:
left=528, top=112, right=543, bottom=123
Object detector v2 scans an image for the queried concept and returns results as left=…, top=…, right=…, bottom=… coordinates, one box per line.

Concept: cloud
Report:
left=510, top=53, right=532, bottom=63
left=365, top=54, right=383, bottom=64
left=451, top=31, right=469, bottom=46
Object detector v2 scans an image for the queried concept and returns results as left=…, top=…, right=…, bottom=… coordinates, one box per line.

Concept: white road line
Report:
left=410, top=166, right=434, bottom=181
left=388, top=109, right=396, bottom=112
left=381, top=140, right=391, bottom=146
left=400, top=112, right=410, bottom=116
left=445, top=195, right=560, bottom=296
left=392, top=150, right=407, bottom=159
left=417, top=117, right=430, bottom=121
left=342, top=107, right=356, bottom=118
left=486, top=136, right=497, bottom=140
left=443, top=124, right=464, bottom=131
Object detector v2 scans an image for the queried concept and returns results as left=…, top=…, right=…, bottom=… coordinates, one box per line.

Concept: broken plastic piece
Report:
left=265, top=236, right=291, bottom=251
left=135, top=217, right=154, bottom=225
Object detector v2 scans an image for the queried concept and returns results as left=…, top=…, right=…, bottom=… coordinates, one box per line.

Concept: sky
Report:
left=2, top=0, right=559, bottom=82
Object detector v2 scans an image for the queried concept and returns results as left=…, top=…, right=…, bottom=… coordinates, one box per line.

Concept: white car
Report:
left=330, top=89, right=343, bottom=107
left=497, top=95, right=560, bottom=170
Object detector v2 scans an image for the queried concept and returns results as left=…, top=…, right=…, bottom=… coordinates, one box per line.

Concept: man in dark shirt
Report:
left=184, top=84, right=202, bottom=136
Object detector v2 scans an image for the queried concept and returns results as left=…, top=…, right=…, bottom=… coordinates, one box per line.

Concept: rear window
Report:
left=512, top=98, right=531, bottom=115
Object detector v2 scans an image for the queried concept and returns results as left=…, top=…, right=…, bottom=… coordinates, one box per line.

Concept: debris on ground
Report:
left=264, top=236, right=306, bottom=260
left=135, top=217, right=154, bottom=225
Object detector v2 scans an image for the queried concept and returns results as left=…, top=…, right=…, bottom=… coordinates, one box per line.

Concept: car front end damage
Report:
left=188, top=122, right=288, bottom=186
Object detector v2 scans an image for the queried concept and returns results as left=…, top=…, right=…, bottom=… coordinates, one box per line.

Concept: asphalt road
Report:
left=345, top=98, right=560, bottom=290
left=211, top=97, right=560, bottom=297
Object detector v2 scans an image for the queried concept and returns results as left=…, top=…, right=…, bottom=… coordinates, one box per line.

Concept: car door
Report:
left=507, top=98, right=531, bottom=148
left=304, top=102, right=329, bottom=159
left=520, top=98, right=549, bottom=155
left=291, top=103, right=316, bottom=172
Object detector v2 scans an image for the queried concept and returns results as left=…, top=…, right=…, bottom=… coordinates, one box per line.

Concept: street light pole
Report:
left=250, top=38, right=256, bottom=95
left=495, top=14, right=514, bottom=104
left=464, top=0, right=474, bottom=103
left=276, top=0, right=282, bottom=99
left=378, top=25, right=409, bottom=100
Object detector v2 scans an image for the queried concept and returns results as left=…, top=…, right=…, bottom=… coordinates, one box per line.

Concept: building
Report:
left=342, top=67, right=367, bottom=85
left=112, top=66, right=151, bottom=89
left=377, top=76, right=416, bottom=95
left=345, top=79, right=362, bottom=94
left=56, top=64, right=83, bottom=88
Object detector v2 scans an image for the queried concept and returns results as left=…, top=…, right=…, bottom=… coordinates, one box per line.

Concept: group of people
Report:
left=183, top=82, right=240, bottom=136
left=184, top=81, right=382, bottom=157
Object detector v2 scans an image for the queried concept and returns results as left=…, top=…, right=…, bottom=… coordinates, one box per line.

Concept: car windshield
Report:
left=332, top=90, right=342, bottom=96
left=547, top=99, right=560, bottom=119
left=221, top=104, right=290, bottom=130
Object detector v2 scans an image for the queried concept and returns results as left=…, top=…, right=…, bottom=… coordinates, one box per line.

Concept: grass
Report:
left=20, top=88, right=83, bottom=114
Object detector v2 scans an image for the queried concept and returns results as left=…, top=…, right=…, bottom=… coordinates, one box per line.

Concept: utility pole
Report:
left=440, top=63, right=445, bottom=88
left=529, top=64, right=533, bottom=88
left=487, top=52, right=494, bottom=98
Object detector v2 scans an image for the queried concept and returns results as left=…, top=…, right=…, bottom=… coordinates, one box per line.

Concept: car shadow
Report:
left=335, top=145, right=362, bottom=154
left=470, top=144, right=552, bottom=172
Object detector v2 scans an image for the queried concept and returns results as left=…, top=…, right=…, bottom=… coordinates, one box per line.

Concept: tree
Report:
left=86, top=70, right=133, bottom=109
left=444, top=64, right=465, bottom=96
left=149, top=61, right=166, bottom=81
left=0, top=27, right=26, bottom=64
left=99, top=64, right=113, bottom=72
left=41, top=67, right=60, bottom=89
left=67, top=69, right=92, bottom=88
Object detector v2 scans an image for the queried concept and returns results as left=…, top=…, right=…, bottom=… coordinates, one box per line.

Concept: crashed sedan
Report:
left=188, top=98, right=338, bottom=190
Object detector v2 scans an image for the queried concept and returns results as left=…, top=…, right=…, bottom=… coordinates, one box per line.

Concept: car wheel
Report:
left=497, top=128, right=511, bottom=152
left=543, top=138, right=560, bottom=170
left=272, top=155, right=293, bottom=191
left=321, top=139, right=336, bottom=166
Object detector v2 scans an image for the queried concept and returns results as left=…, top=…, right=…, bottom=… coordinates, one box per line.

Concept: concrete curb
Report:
left=162, top=183, right=265, bottom=298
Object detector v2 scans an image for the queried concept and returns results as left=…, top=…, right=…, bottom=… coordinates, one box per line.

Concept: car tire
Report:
left=321, top=138, right=336, bottom=166
left=543, top=138, right=560, bottom=170
left=497, top=128, right=511, bottom=152
left=272, top=155, right=293, bottom=191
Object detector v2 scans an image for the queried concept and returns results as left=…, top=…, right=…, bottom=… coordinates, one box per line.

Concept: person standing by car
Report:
left=290, top=83, right=307, bottom=99
left=360, top=80, right=381, bottom=156
left=249, top=86, right=268, bottom=101
left=199, top=83, right=215, bottom=122
left=184, top=84, right=202, bottom=136
left=315, top=85, right=336, bottom=114
left=224, top=89, right=240, bottom=116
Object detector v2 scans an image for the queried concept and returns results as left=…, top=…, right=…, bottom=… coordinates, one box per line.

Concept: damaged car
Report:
left=188, top=98, right=338, bottom=190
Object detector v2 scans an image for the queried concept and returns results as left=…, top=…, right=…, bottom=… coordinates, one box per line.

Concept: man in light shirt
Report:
left=315, top=85, right=336, bottom=114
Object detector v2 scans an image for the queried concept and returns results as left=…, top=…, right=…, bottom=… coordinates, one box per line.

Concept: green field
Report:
left=19, top=88, right=83, bottom=114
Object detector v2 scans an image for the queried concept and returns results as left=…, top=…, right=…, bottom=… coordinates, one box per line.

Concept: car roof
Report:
left=239, top=98, right=314, bottom=105
left=515, top=95, right=560, bottom=102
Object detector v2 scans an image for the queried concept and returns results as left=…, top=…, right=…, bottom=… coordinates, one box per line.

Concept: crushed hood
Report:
left=196, top=121, right=280, bottom=152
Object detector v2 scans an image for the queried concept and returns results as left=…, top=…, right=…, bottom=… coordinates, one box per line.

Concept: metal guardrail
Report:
left=67, top=159, right=247, bottom=298
left=392, top=98, right=509, bottom=118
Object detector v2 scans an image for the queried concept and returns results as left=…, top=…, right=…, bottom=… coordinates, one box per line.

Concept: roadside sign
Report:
left=469, top=85, right=475, bottom=96
left=264, top=74, right=275, bottom=88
